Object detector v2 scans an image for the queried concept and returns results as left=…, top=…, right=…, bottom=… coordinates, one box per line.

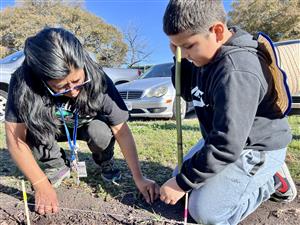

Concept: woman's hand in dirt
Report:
left=33, top=181, right=59, bottom=215
left=134, top=177, right=160, bottom=204
left=160, top=177, right=185, bottom=205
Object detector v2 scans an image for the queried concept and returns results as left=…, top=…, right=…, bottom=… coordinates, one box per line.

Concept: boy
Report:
left=160, top=1, right=297, bottom=224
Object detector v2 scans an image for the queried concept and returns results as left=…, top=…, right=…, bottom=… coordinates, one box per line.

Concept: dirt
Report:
left=1, top=182, right=299, bottom=225
left=0, top=182, right=186, bottom=225
left=1, top=148, right=300, bottom=225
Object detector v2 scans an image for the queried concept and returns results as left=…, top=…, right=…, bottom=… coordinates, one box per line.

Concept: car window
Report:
left=140, top=63, right=173, bottom=79
left=0, top=51, right=24, bottom=64
left=274, top=40, right=300, bottom=96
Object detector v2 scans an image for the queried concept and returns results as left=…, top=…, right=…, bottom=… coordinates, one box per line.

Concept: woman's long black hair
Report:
left=12, top=27, right=107, bottom=144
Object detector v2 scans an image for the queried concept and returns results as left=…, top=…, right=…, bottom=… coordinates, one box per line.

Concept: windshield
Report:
left=0, top=51, right=24, bottom=64
left=140, top=63, right=173, bottom=79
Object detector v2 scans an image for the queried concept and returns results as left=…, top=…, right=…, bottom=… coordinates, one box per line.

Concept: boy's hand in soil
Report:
left=33, top=180, right=59, bottom=215
left=134, top=177, right=160, bottom=204
left=160, top=177, right=185, bottom=205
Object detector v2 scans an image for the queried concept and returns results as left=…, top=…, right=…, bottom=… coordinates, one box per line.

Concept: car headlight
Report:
left=146, top=85, right=168, bottom=98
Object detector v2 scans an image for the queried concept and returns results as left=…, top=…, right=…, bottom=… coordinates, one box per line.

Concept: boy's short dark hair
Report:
left=163, top=0, right=227, bottom=35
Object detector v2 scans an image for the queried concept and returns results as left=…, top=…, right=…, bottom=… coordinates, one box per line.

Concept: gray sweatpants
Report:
left=26, top=119, right=115, bottom=168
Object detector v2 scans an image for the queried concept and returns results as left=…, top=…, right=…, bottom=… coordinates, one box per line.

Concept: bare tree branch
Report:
left=123, top=22, right=152, bottom=68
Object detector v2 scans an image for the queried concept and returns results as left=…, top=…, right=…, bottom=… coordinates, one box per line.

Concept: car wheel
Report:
left=0, top=90, right=8, bottom=122
left=172, top=97, right=187, bottom=120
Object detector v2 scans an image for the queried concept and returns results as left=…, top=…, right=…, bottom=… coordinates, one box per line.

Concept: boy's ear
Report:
left=211, top=23, right=225, bottom=43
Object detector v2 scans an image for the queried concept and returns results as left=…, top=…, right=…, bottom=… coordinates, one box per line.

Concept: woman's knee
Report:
left=87, top=120, right=114, bottom=150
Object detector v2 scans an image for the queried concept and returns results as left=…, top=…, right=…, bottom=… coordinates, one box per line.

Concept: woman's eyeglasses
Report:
left=43, top=73, right=91, bottom=97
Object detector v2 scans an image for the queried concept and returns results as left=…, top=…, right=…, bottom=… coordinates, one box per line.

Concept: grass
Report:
left=285, top=116, right=300, bottom=179
left=0, top=115, right=299, bottom=198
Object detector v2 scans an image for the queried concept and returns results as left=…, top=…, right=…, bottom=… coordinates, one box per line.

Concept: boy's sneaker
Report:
left=270, top=162, right=297, bottom=203
left=44, top=165, right=70, bottom=188
left=100, top=159, right=121, bottom=182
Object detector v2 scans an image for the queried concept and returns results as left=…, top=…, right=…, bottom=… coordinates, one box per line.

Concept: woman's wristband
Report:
left=32, top=176, right=48, bottom=186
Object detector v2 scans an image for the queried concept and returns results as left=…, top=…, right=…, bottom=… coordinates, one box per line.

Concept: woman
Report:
left=5, top=27, right=159, bottom=215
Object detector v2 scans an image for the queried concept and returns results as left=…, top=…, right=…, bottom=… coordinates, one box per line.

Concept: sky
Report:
left=0, top=0, right=233, bottom=65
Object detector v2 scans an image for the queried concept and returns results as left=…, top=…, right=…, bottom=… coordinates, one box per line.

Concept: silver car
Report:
left=117, top=39, right=300, bottom=119
left=116, top=63, right=193, bottom=119
left=0, top=50, right=140, bottom=122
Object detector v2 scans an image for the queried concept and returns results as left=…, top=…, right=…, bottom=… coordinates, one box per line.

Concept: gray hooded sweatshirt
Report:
left=172, top=27, right=292, bottom=192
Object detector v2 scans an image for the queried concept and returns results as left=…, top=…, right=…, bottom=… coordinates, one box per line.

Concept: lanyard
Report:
left=58, top=107, right=78, bottom=162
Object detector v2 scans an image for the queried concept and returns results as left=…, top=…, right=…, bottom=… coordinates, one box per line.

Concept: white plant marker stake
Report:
left=22, top=180, right=31, bottom=225
left=175, top=47, right=189, bottom=225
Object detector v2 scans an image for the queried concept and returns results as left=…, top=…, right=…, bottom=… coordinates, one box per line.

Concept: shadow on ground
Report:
left=1, top=148, right=300, bottom=224
left=0, top=148, right=184, bottom=222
